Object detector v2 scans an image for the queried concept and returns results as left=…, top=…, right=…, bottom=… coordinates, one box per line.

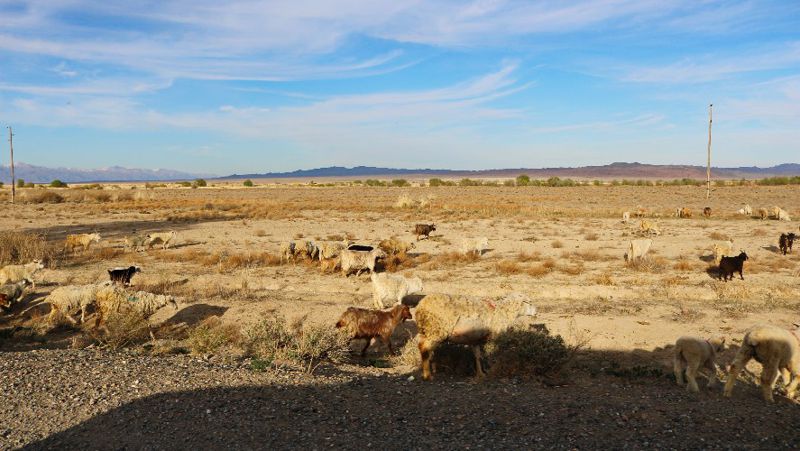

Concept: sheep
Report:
left=124, top=235, right=148, bottom=252
left=146, top=231, right=177, bottom=250
left=93, top=285, right=179, bottom=327
left=65, top=233, right=101, bottom=253
left=634, top=206, right=647, bottom=218
left=292, top=240, right=318, bottom=260
left=370, top=272, right=424, bottom=309
left=758, top=208, right=769, bottom=220
left=461, top=237, right=489, bottom=257
left=678, top=207, right=692, bottom=218
left=703, top=206, right=712, bottom=218
left=622, top=211, right=630, bottom=224
left=45, top=283, right=107, bottom=325
left=624, top=239, right=652, bottom=263
left=414, top=223, right=436, bottom=240
left=711, top=240, right=734, bottom=265
left=673, top=336, right=725, bottom=393
left=320, top=256, right=340, bottom=273
left=0, top=260, right=44, bottom=290
left=773, top=206, right=792, bottom=221
left=0, top=280, right=27, bottom=312
left=108, top=266, right=141, bottom=286
left=378, top=238, right=415, bottom=256
left=318, top=241, right=349, bottom=260
left=340, top=248, right=386, bottom=277
left=724, top=324, right=800, bottom=402
left=779, top=233, right=796, bottom=255
left=335, top=304, right=412, bottom=356
left=279, top=241, right=296, bottom=263
left=639, top=220, right=661, bottom=236
left=415, top=292, right=537, bottom=380
left=737, top=204, right=752, bottom=216
left=719, top=251, right=748, bottom=282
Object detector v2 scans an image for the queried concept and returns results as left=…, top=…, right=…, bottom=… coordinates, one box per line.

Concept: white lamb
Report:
left=340, top=248, right=386, bottom=277
left=146, top=231, right=177, bottom=250
left=0, top=260, right=45, bottom=290
left=370, top=273, right=424, bottom=309
left=673, top=336, right=725, bottom=393
left=737, top=204, right=753, bottom=216
left=461, top=237, right=489, bottom=256
left=624, top=239, right=652, bottom=263
left=711, top=240, right=734, bottom=265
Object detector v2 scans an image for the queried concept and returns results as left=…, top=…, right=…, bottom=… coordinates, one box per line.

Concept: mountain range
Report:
left=0, top=162, right=210, bottom=184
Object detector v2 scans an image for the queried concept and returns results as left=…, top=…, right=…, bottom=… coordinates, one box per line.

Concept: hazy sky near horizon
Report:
left=1, top=1, right=799, bottom=175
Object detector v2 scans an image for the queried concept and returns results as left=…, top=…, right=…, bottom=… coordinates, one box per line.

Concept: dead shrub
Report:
left=88, top=308, right=151, bottom=350
left=626, top=256, right=668, bottom=272
left=558, top=263, right=584, bottom=276
left=708, top=231, right=731, bottom=241
left=187, top=316, right=241, bottom=355
left=584, top=232, right=599, bottom=241
left=550, top=240, right=564, bottom=249
left=23, top=190, right=65, bottom=204
left=486, top=324, right=577, bottom=379
left=515, top=251, right=541, bottom=262
left=673, top=258, right=694, bottom=271
left=0, top=231, right=58, bottom=267
left=591, top=272, right=614, bottom=286
left=495, top=260, right=524, bottom=275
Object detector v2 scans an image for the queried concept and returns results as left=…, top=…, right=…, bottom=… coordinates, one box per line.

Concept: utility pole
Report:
left=8, top=126, right=15, bottom=204
left=706, top=104, right=712, bottom=200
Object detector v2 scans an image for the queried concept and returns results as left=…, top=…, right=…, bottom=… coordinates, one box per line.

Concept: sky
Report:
left=1, top=0, right=799, bottom=175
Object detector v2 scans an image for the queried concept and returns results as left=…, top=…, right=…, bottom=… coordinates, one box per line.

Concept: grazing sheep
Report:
left=461, top=237, right=489, bottom=256
left=146, top=231, right=177, bottom=250
left=46, top=284, right=107, bottom=325
left=634, top=207, right=647, bottom=218
left=318, top=241, right=349, bottom=260
left=292, top=240, right=318, bottom=260
left=779, top=233, right=796, bottom=255
left=724, top=324, right=800, bottom=402
left=370, top=273, right=424, bottom=309
left=93, top=285, right=179, bottom=328
left=65, top=233, right=101, bottom=253
left=711, top=240, right=734, bottom=265
left=124, top=235, right=148, bottom=252
left=340, top=248, right=386, bottom=277
left=414, top=223, right=436, bottom=240
left=335, top=305, right=412, bottom=356
left=703, top=207, right=712, bottom=218
left=0, top=280, right=27, bottom=312
left=279, top=241, right=296, bottom=263
left=678, top=207, right=692, bottom=218
left=719, top=251, right=748, bottom=282
left=378, top=238, right=415, bottom=256
left=622, top=211, right=630, bottom=223
left=107, top=266, right=141, bottom=286
left=758, top=208, right=769, bottom=220
left=624, top=239, right=652, bottom=263
left=673, top=336, right=725, bottom=392
left=0, top=260, right=44, bottom=290
left=320, top=256, right=340, bottom=273
left=773, top=206, right=792, bottom=221
left=415, top=293, right=537, bottom=380
left=737, top=204, right=752, bottom=216
left=639, top=220, right=661, bottom=236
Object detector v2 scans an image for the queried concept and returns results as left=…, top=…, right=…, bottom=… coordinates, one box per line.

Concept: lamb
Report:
left=45, top=283, right=107, bottom=325
left=279, top=241, right=296, bottom=263
left=65, top=233, right=101, bottom=253
left=124, top=234, right=148, bottom=252
left=779, top=233, right=796, bottom=255
left=718, top=251, right=748, bottom=282
left=758, top=208, right=768, bottom=220
left=711, top=240, right=734, bottom=265
left=340, top=248, right=386, bottom=277
left=378, top=238, right=415, bottom=256
left=622, top=211, right=630, bottom=223
left=724, top=324, right=800, bottom=402
left=146, top=231, right=177, bottom=250
left=773, top=206, right=792, bottom=221
left=673, top=336, right=725, bottom=393
left=703, top=207, right=712, bottom=218
left=0, top=280, right=27, bottom=312
left=639, top=220, right=661, bottom=236
left=0, top=260, right=44, bottom=290
left=737, top=204, right=752, bottom=216
left=335, top=304, right=412, bottom=356
left=414, top=223, right=436, bottom=240
left=624, top=239, right=652, bottom=263
left=678, top=207, right=692, bottom=218
left=108, top=266, right=141, bottom=286
left=461, top=237, right=489, bottom=256
left=415, top=292, right=537, bottom=380
left=370, top=272, right=424, bottom=309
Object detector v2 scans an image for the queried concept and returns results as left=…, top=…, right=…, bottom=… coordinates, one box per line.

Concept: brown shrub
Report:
left=0, top=231, right=58, bottom=267
left=551, top=240, right=564, bottom=249
left=708, top=231, right=731, bottom=241
left=515, top=251, right=541, bottom=262
left=23, top=190, right=65, bottom=204
left=187, top=316, right=242, bottom=355
left=584, top=232, right=599, bottom=241
left=495, top=260, right=524, bottom=275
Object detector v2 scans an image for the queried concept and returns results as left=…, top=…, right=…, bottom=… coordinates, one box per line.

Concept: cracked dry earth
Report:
left=2, top=349, right=799, bottom=450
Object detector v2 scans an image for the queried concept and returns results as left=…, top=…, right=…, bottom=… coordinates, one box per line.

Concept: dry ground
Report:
left=1, top=183, right=800, bottom=448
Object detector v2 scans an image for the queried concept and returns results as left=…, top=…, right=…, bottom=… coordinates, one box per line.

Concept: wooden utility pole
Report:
left=706, top=104, right=712, bottom=200
left=8, top=126, right=15, bottom=204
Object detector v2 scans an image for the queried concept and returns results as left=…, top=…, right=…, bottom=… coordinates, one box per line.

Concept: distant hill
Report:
left=220, top=162, right=800, bottom=180
left=0, top=162, right=211, bottom=184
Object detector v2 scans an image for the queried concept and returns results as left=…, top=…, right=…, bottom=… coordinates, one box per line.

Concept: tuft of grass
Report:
left=187, top=316, right=241, bottom=355
left=486, top=324, right=579, bottom=379
left=584, top=232, right=599, bottom=241
left=550, top=240, right=564, bottom=249
left=495, top=260, right=524, bottom=275
left=708, top=231, right=731, bottom=241
left=89, top=308, right=151, bottom=350
left=626, top=256, right=668, bottom=272
left=0, top=231, right=58, bottom=267
left=591, top=272, right=614, bottom=286
left=23, top=190, right=65, bottom=204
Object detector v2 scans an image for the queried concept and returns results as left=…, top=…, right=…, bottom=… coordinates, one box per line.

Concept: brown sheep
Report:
left=335, top=305, right=412, bottom=356
left=678, top=207, right=692, bottom=218
left=758, top=208, right=768, bottom=220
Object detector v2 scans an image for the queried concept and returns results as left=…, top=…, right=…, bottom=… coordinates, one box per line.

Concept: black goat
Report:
left=718, top=252, right=748, bottom=282
left=779, top=233, right=796, bottom=255
left=108, top=266, right=141, bottom=286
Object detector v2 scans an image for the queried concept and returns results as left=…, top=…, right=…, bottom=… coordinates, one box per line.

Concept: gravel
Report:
left=2, top=349, right=799, bottom=450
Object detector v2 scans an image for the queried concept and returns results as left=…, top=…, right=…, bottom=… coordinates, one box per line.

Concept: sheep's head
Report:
left=91, top=233, right=101, bottom=242
left=709, top=337, right=726, bottom=353
left=31, top=260, right=44, bottom=270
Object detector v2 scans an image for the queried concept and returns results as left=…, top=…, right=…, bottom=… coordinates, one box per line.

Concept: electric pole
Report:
left=8, top=126, right=15, bottom=204
left=706, top=104, right=712, bottom=200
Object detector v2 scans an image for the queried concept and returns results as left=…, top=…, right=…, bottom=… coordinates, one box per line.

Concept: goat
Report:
left=719, top=251, right=748, bottom=282
left=414, top=223, right=436, bottom=240
left=703, top=206, right=712, bottom=218
left=779, top=233, right=796, bottom=255
left=335, top=305, right=412, bottom=356
left=107, top=266, right=141, bottom=286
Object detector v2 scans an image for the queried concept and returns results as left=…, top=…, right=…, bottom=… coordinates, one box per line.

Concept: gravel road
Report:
left=2, top=349, right=799, bottom=450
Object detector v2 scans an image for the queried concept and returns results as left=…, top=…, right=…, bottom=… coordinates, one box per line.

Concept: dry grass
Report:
left=187, top=316, right=242, bottom=355
left=626, top=256, right=669, bottom=272
left=591, top=272, right=615, bottom=286
left=551, top=240, right=564, bottom=249
left=0, top=231, right=58, bottom=267
left=708, top=231, right=731, bottom=241
left=584, top=232, right=600, bottom=241
left=158, top=249, right=282, bottom=271
left=495, top=260, right=524, bottom=275
left=86, top=308, right=151, bottom=350
left=515, top=251, right=541, bottom=262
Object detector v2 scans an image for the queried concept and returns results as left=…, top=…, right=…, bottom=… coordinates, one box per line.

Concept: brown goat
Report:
left=335, top=305, right=412, bottom=356
left=703, top=206, right=712, bottom=218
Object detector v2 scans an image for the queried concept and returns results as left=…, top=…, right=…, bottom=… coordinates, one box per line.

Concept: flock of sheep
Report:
left=1, top=201, right=799, bottom=403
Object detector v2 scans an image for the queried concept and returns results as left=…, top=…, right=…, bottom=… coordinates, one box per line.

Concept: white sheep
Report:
left=737, top=204, right=752, bottom=216
left=461, top=237, right=489, bottom=256
left=146, top=231, right=177, bottom=249
left=340, top=248, right=386, bottom=277
left=64, top=233, right=101, bottom=253
left=673, top=336, right=725, bottom=392
left=94, top=285, right=178, bottom=323
left=724, top=324, right=800, bottom=402
left=711, top=240, right=734, bottom=265
left=622, top=212, right=630, bottom=224
left=370, top=272, right=424, bottom=309
left=624, top=239, right=652, bottom=263
left=45, top=283, right=108, bottom=325
left=279, top=241, right=296, bottom=263
left=124, top=235, right=148, bottom=252
left=318, top=241, right=348, bottom=260
left=773, top=206, right=792, bottom=221
left=0, top=260, right=44, bottom=290
left=415, top=292, right=537, bottom=380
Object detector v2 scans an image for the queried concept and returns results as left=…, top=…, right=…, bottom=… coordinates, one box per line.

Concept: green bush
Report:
left=243, top=179, right=254, bottom=187
left=193, top=178, right=207, bottom=187
left=391, top=179, right=410, bottom=187
left=16, top=179, right=24, bottom=188
left=49, top=179, right=67, bottom=188
left=365, top=179, right=387, bottom=187
left=486, top=324, right=575, bottom=379
left=515, top=174, right=530, bottom=186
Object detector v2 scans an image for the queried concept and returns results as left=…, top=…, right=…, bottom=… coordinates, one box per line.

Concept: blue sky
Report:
left=1, top=0, right=799, bottom=175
